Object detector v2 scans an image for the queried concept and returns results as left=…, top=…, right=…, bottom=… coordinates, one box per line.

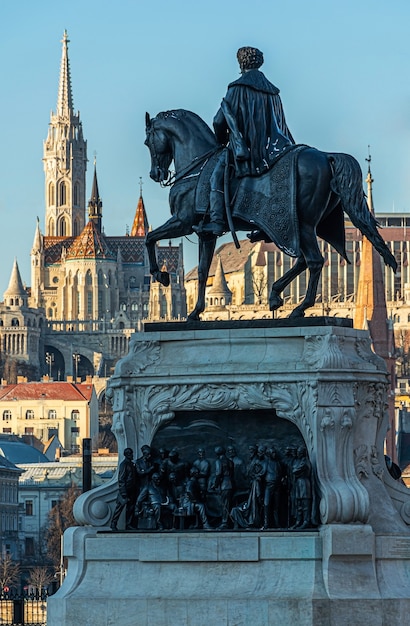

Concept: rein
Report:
left=160, top=147, right=221, bottom=188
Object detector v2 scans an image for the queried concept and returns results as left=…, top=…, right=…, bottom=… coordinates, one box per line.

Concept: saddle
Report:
left=195, top=145, right=307, bottom=257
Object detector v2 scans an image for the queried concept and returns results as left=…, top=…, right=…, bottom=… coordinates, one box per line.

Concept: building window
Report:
left=74, top=182, right=79, bottom=206
left=48, top=409, right=57, bottom=420
left=11, top=318, right=19, bottom=327
left=71, top=410, right=79, bottom=420
left=25, top=537, right=35, bottom=556
left=24, top=427, right=34, bottom=435
left=3, top=410, right=12, bottom=421
left=59, top=181, right=67, bottom=206
left=48, top=182, right=55, bottom=206
left=87, top=292, right=93, bottom=315
left=51, top=500, right=59, bottom=509
left=25, top=410, right=34, bottom=420
left=25, top=500, right=33, bottom=516
left=71, top=427, right=80, bottom=434
left=2, top=428, right=11, bottom=434
left=59, top=217, right=67, bottom=236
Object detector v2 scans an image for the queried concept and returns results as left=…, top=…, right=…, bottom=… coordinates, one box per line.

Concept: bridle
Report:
left=146, top=121, right=220, bottom=188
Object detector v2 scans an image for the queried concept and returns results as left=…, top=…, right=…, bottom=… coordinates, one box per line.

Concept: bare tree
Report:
left=252, top=267, right=268, bottom=305
left=28, top=566, right=54, bottom=594
left=0, top=554, right=20, bottom=590
left=44, top=486, right=80, bottom=568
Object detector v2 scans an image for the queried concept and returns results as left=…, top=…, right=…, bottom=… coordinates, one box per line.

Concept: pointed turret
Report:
left=88, top=160, right=103, bottom=231
left=57, top=30, right=74, bottom=117
left=131, top=180, right=149, bottom=237
left=354, top=153, right=396, bottom=459
left=4, top=259, right=27, bottom=307
left=31, top=217, right=43, bottom=254
left=207, top=256, right=232, bottom=308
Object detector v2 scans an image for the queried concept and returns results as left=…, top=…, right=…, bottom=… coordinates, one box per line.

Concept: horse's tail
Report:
left=328, top=153, right=397, bottom=272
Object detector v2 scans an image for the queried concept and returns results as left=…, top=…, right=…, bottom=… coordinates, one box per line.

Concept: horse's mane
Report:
left=155, top=109, right=217, bottom=144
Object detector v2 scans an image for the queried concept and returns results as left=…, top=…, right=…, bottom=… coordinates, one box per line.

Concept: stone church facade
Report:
left=0, top=32, right=186, bottom=383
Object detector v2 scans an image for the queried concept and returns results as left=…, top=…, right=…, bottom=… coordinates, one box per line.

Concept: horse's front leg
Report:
left=188, top=235, right=217, bottom=321
left=146, top=216, right=188, bottom=286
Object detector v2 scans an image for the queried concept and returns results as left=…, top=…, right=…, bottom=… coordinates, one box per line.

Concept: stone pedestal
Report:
left=47, top=321, right=410, bottom=625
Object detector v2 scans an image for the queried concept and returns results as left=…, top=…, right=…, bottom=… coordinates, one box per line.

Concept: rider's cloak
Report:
left=213, top=69, right=295, bottom=177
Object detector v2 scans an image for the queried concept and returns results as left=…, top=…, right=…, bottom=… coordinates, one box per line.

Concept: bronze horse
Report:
left=145, top=109, right=396, bottom=320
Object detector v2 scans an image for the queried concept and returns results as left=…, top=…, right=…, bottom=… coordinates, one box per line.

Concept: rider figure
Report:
left=195, top=46, right=295, bottom=236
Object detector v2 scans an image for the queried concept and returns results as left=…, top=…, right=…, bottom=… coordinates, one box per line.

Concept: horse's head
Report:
left=145, top=112, right=173, bottom=184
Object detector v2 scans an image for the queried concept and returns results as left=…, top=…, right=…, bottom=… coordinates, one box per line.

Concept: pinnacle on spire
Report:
left=31, top=217, right=43, bottom=254
left=131, top=181, right=149, bottom=237
left=57, top=30, right=74, bottom=117
left=365, top=147, right=374, bottom=216
left=88, top=161, right=103, bottom=230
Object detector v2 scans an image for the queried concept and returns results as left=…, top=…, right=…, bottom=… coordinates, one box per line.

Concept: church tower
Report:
left=43, top=31, right=87, bottom=237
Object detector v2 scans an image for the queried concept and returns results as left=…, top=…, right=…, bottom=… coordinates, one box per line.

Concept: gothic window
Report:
left=25, top=410, right=34, bottom=420
left=74, top=182, right=80, bottom=206
left=86, top=272, right=93, bottom=286
left=87, top=292, right=92, bottom=315
left=11, top=318, right=19, bottom=327
left=2, top=411, right=12, bottom=421
left=48, top=218, right=55, bottom=236
left=48, top=182, right=55, bottom=206
left=59, top=217, right=67, bottom=236
left=120, top=302, right=127, bottom=311
left=131, top=302, right=138, bottom=311
left=73, top=218, right=80, bottom=236
left=59, top=181, right=67, bottom=206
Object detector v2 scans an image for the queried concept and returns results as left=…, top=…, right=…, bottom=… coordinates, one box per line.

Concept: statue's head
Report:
left=237, top=46, right=264, bottom=72
left=124, top=448, right=133, bottom=459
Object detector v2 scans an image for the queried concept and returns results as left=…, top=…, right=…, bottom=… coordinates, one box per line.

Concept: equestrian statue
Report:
left=144, top=46, right=397, bottom=320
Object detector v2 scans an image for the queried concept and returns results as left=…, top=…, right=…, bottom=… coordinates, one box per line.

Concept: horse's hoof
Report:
left=269, top=292, right=283, bottom=311
left=154, top=271, right=170, bottom=287
left=288, top=308, right=305, bottom=319
left=187, top=311, right=201, bottom=322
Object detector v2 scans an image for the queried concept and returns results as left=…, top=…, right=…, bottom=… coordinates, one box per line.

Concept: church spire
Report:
left=353, top=152, right=396, bottom=459
left=57, top=30, right=74, bottom=117
left=88, top=158, right=103, bottom=231
left=130, top=178, right=149, bottom=237
left=43, top=32, right=87, bottom=237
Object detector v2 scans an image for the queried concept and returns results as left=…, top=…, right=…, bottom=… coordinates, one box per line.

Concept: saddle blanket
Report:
left=233, top=145, right=307, bottom=257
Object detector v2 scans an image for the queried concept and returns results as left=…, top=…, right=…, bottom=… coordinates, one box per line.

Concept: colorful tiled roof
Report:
left=66, top=221, right=114, bottom=260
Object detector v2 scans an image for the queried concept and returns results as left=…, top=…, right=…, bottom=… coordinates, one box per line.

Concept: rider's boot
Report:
left=193, top=160, right=226, bottom=236
left=193, top=189, right=225, bottom=236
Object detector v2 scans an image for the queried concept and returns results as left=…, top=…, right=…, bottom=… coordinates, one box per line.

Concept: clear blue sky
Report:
left=1, top=0, right=410, bottom=295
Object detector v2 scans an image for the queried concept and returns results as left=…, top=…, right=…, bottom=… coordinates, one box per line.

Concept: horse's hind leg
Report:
left=288, top=236, right=324, bottom=318
left=269, top=256, right=307, bottom=310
